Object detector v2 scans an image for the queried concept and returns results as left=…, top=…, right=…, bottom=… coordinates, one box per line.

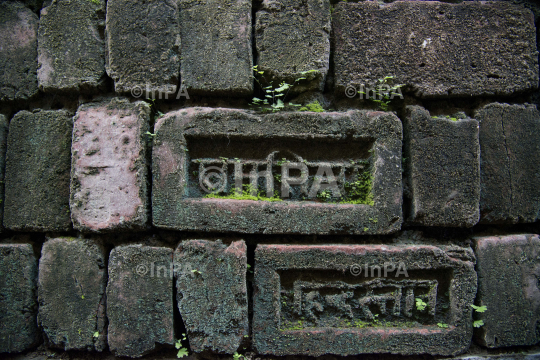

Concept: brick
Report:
left=4, top=110, right=72, bottom=231
left=475, top=103, right=540, bottom=223
left=38, top=0, right=106, bottom=93
left=152, top=108, right=402, bottom=234
left=403, top=106, right=480, bottom=227
left=180, top=0, right=252, bottom=96
left=0, top=243, right=39, bottom=353
left=38, top=238, right=107, bottom=351
left=0, top=2, right=38, bottom=101
left=107, top=245, right=174, bottom=357
left=175, top=240, right=248, bottom=353
left=473, top=235, right=540, bottom=347
left=255, top=0, right=330, bottom=93
left=70, top=98, right=150, bottom=232
left=253, top=244, right=477, bottom=356
left=0, top=115, right=8, bottom=232
left=105, top=0, right=180, bottom=96
left=333, top=1, right=538, bottom=98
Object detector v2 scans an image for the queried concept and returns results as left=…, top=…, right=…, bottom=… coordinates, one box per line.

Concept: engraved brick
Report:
left=106, top=0, right=180, bottom=96
left=107, top=245, right=174, bottom=357
left=0, top=2, right=38, bottom=101
left=175, top=239, right=248, bottom=353
left=255, top=0, right=330, bottom=93
left=333, top=1, right=538, bottom=98
left=70, top=98, right=150, bottom=232
left=38, top=0, right=106, bottom=93
left=253, top=244, right=477, bottom=356
left=180, top=0, right=252, bottom=96
left=0, top=243, right=39, bottom=353
left=152, top=108, right=402, bottom=234
left=404, top=105, right=480, bottom=227
left=473, top=234, right=540, bottom=347
left=38, top=238, right=107, bottom=351
left=4, top=110, right=72, bottom=231
left=475, top=103, right=540, bottom=223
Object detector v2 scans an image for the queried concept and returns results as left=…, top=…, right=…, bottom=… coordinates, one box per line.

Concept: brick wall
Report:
left=1, top=0, right=540, bottom=359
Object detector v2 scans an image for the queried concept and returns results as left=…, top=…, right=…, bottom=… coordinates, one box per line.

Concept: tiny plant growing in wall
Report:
left=176, top=333, right=189, bottom=358
left=471, top=304, right=487, bottom=328
left=359, top=76, right=404, bottom=111
left=415, top=298, right=427, bottom=311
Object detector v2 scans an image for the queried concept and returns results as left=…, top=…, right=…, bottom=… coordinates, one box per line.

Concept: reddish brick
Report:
left=70, top=98, right=150, bottom=232
left=254, top=244, right=476, bottom=356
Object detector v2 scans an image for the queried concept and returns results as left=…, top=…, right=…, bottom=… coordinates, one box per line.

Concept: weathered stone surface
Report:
left=180, top=0, right=252, bottom=96
left=403, top=105, right=480, bottom=227
left=152, top=108, right=402, bottom=234
left=38, top=237, right=107, bottom=351
left=106, top=0, right=180, bottom=96
left=70, top=98, right=150, bottom=232
left=333, top=1, right=538, bottom=98
left=38, top=0, right=106, bottom=93
left=0, top=243, right=39, bottom=353
left=4, top=110, right=72, bottom=231
left=175, top=239, right=248, bottom=353
left=255, top=0, right=330, bottom=93
left=475, top=103, right=540, bottom=223
left=0, top=2, right=38, bottom=101
left=473, top=234, right=540, bottom=348
left=253, top=244, right=477, bottom=356
left=0, top=115, right=8, bottom=232
left=107, top=245, right=174, bottom=357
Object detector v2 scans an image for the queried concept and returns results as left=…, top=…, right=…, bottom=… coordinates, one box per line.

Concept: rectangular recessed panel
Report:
left=152, top=108, right=402, bottom=234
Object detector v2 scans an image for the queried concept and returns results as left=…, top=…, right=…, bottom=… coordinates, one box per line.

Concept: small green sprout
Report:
left=473, top=320, right=484, bottom=328
left=191, top=269, right=201, bottom=275
left=415, top=298, right=427, bottom=311
left=233, top=352, right=244, bottom=360
left=471, top=304, right=487, bottom=313
left=93, top=331, right=99, bottom=338
left=437, top=323, right=449, bottom=328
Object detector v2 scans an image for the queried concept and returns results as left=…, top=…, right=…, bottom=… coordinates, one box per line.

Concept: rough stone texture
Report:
left=70, top=98, right=150, bottom=232
left=107, top=245, right=174, bottom=357
left=0, top=243, right=39, bottom=353
left=38, top=0, right=106, bottom=93
left=106, top=0, right=180, bottom=96
left=333, top=1, right=539, bottom=98
left=255, top=0, right=330, bottom=93
left=403, top=105, right=480, bottom=227
left=473, top=234, right=540, bottom=348
left=180, top=0, right=253, bottom=96
left=152, top=108, right=402, bottom=234
left=0, top=115, right=8, bottom=232
left=175, top=239, right=248, bottom=353
left=475, top=103, right=540, bottom=224
left=38, top=237, right=107, bottom=351
left=253, top=244, right=477, bottom=356
left=0, top=2, right=39, bottom=101
left=4, top=110, right=72, bottom=231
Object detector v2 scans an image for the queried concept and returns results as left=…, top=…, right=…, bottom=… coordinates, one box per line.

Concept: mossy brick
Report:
left=403, top=106, right=480, bottom=227
left=0, top=2, right=38, bottom=101
left=333, top=1, right=538, bottom=98
left=38, top=237, right=107, bottom=351
left=0, top=115, right=8, bottom=232
left=107, top=245, right=174, bottom=357
left=475, top=103, right=540, bottom=224
left=37, top=0, right=106, bottom=93
left=105, top=0, right=180, bottom=96
left=0, top=243, right=39, bottom=353
left=175, top=239, right=248, bottom=353
left=473, top=234, right=540, bottom=347
left=4, top=110, right=72, bottom=232
left=255, top=0, right=330, bottom=93
left=70, top=98, right=150, bottom=232
left=152, top=108, right=402, bottom=235
left=253, top=244, right=477, bottom=356
left=180, top=0, right=253, bottom=96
